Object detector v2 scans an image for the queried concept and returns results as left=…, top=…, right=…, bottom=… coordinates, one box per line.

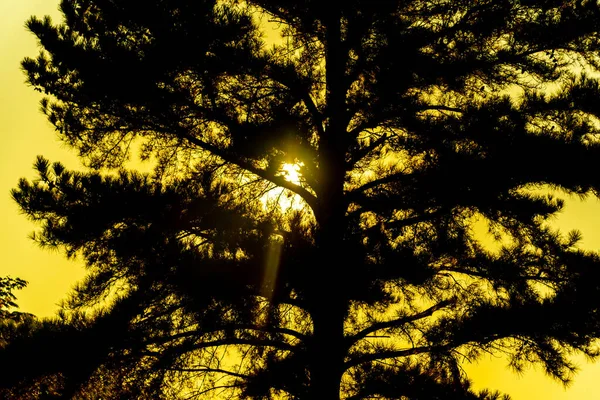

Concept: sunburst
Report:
left=260, top=162, right=306, bottom=211
left=280, top=162, right=303, bottom=185
left=260, top=162, right=305, bottom=299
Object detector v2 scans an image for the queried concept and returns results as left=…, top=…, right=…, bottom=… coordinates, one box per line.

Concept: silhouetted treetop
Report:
left=5, top=0, right=600, bottom=398
left=0, top=277, right=30, bottom=323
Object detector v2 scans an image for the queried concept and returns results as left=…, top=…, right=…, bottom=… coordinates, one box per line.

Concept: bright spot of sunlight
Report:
left=260, top=162, right=306, bottom=212
left=280, top=162, right=303, bottom=185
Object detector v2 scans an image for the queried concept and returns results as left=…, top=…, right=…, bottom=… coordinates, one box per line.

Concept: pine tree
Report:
left=5, top=0, right=600, bottom=398
left=0, top=277, right=29, bottom=322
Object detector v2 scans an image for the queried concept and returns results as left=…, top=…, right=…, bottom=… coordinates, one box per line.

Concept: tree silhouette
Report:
left=0, top=277, right=29, bottom=322
left=5, top=0, right=600, bottom=398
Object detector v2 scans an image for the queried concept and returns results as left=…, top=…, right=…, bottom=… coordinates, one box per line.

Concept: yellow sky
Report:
left=1, top=0, right=85, bottom=317
left=1, top=2, right=600, bottom=398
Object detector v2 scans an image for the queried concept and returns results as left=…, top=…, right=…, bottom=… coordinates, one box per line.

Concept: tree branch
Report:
left=302, top=93, right=325, bottom=137
left=439, top=266, right=566, bottom=283
left=192, top=383, right=244, bottom=398
left=382, top=208, right=446, bottom=230
left=346, top=133, right=388, bottom=167
left=178, top=131, right=318, bottom=209
left=344, top=344, right=452, bottom=371
left=145, top=324, right=305, bottom=348
left=263, top=58, right=325, bottom=137
left=415, top=104, right=463, bottom=114
left=169, top=366, right=250, bottom=380
left=347, top=171, right=416, bottom=199
left=188, top=337, right=296, bottom=352
left=348, top=299, right=454, bottom=345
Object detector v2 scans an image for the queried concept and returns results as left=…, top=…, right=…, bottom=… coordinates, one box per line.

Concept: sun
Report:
left=260, top=162, right=306, bottom=211
left=280, top=162, right=303, bottom=185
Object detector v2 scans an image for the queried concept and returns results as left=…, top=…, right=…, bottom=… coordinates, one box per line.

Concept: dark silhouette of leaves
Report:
left=5, top=0, right=600, bottom=398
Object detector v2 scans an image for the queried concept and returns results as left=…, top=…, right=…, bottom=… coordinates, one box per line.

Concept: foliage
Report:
left=0, top=276, right=29, bottom=322
left=5, top=0, right=600, bottom=398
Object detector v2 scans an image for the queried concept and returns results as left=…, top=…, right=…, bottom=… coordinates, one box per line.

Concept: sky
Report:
left=2, top=1, right=600, bottom=399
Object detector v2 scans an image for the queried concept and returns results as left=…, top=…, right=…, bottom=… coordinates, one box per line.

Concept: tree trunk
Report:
left=308, top=303, right=346, bottom=399
left=308, top=146, right=348, bottom=398
left=307, top=10, right=349, bottom=398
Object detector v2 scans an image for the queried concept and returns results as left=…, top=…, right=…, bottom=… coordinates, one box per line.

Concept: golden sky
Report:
left=2, top=2, right=600, bottom=398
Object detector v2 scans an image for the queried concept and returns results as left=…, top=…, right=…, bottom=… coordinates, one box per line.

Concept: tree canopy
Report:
left=0, top=277, right=29, bottom=322
left=5, top=0, right=600, bottom=398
